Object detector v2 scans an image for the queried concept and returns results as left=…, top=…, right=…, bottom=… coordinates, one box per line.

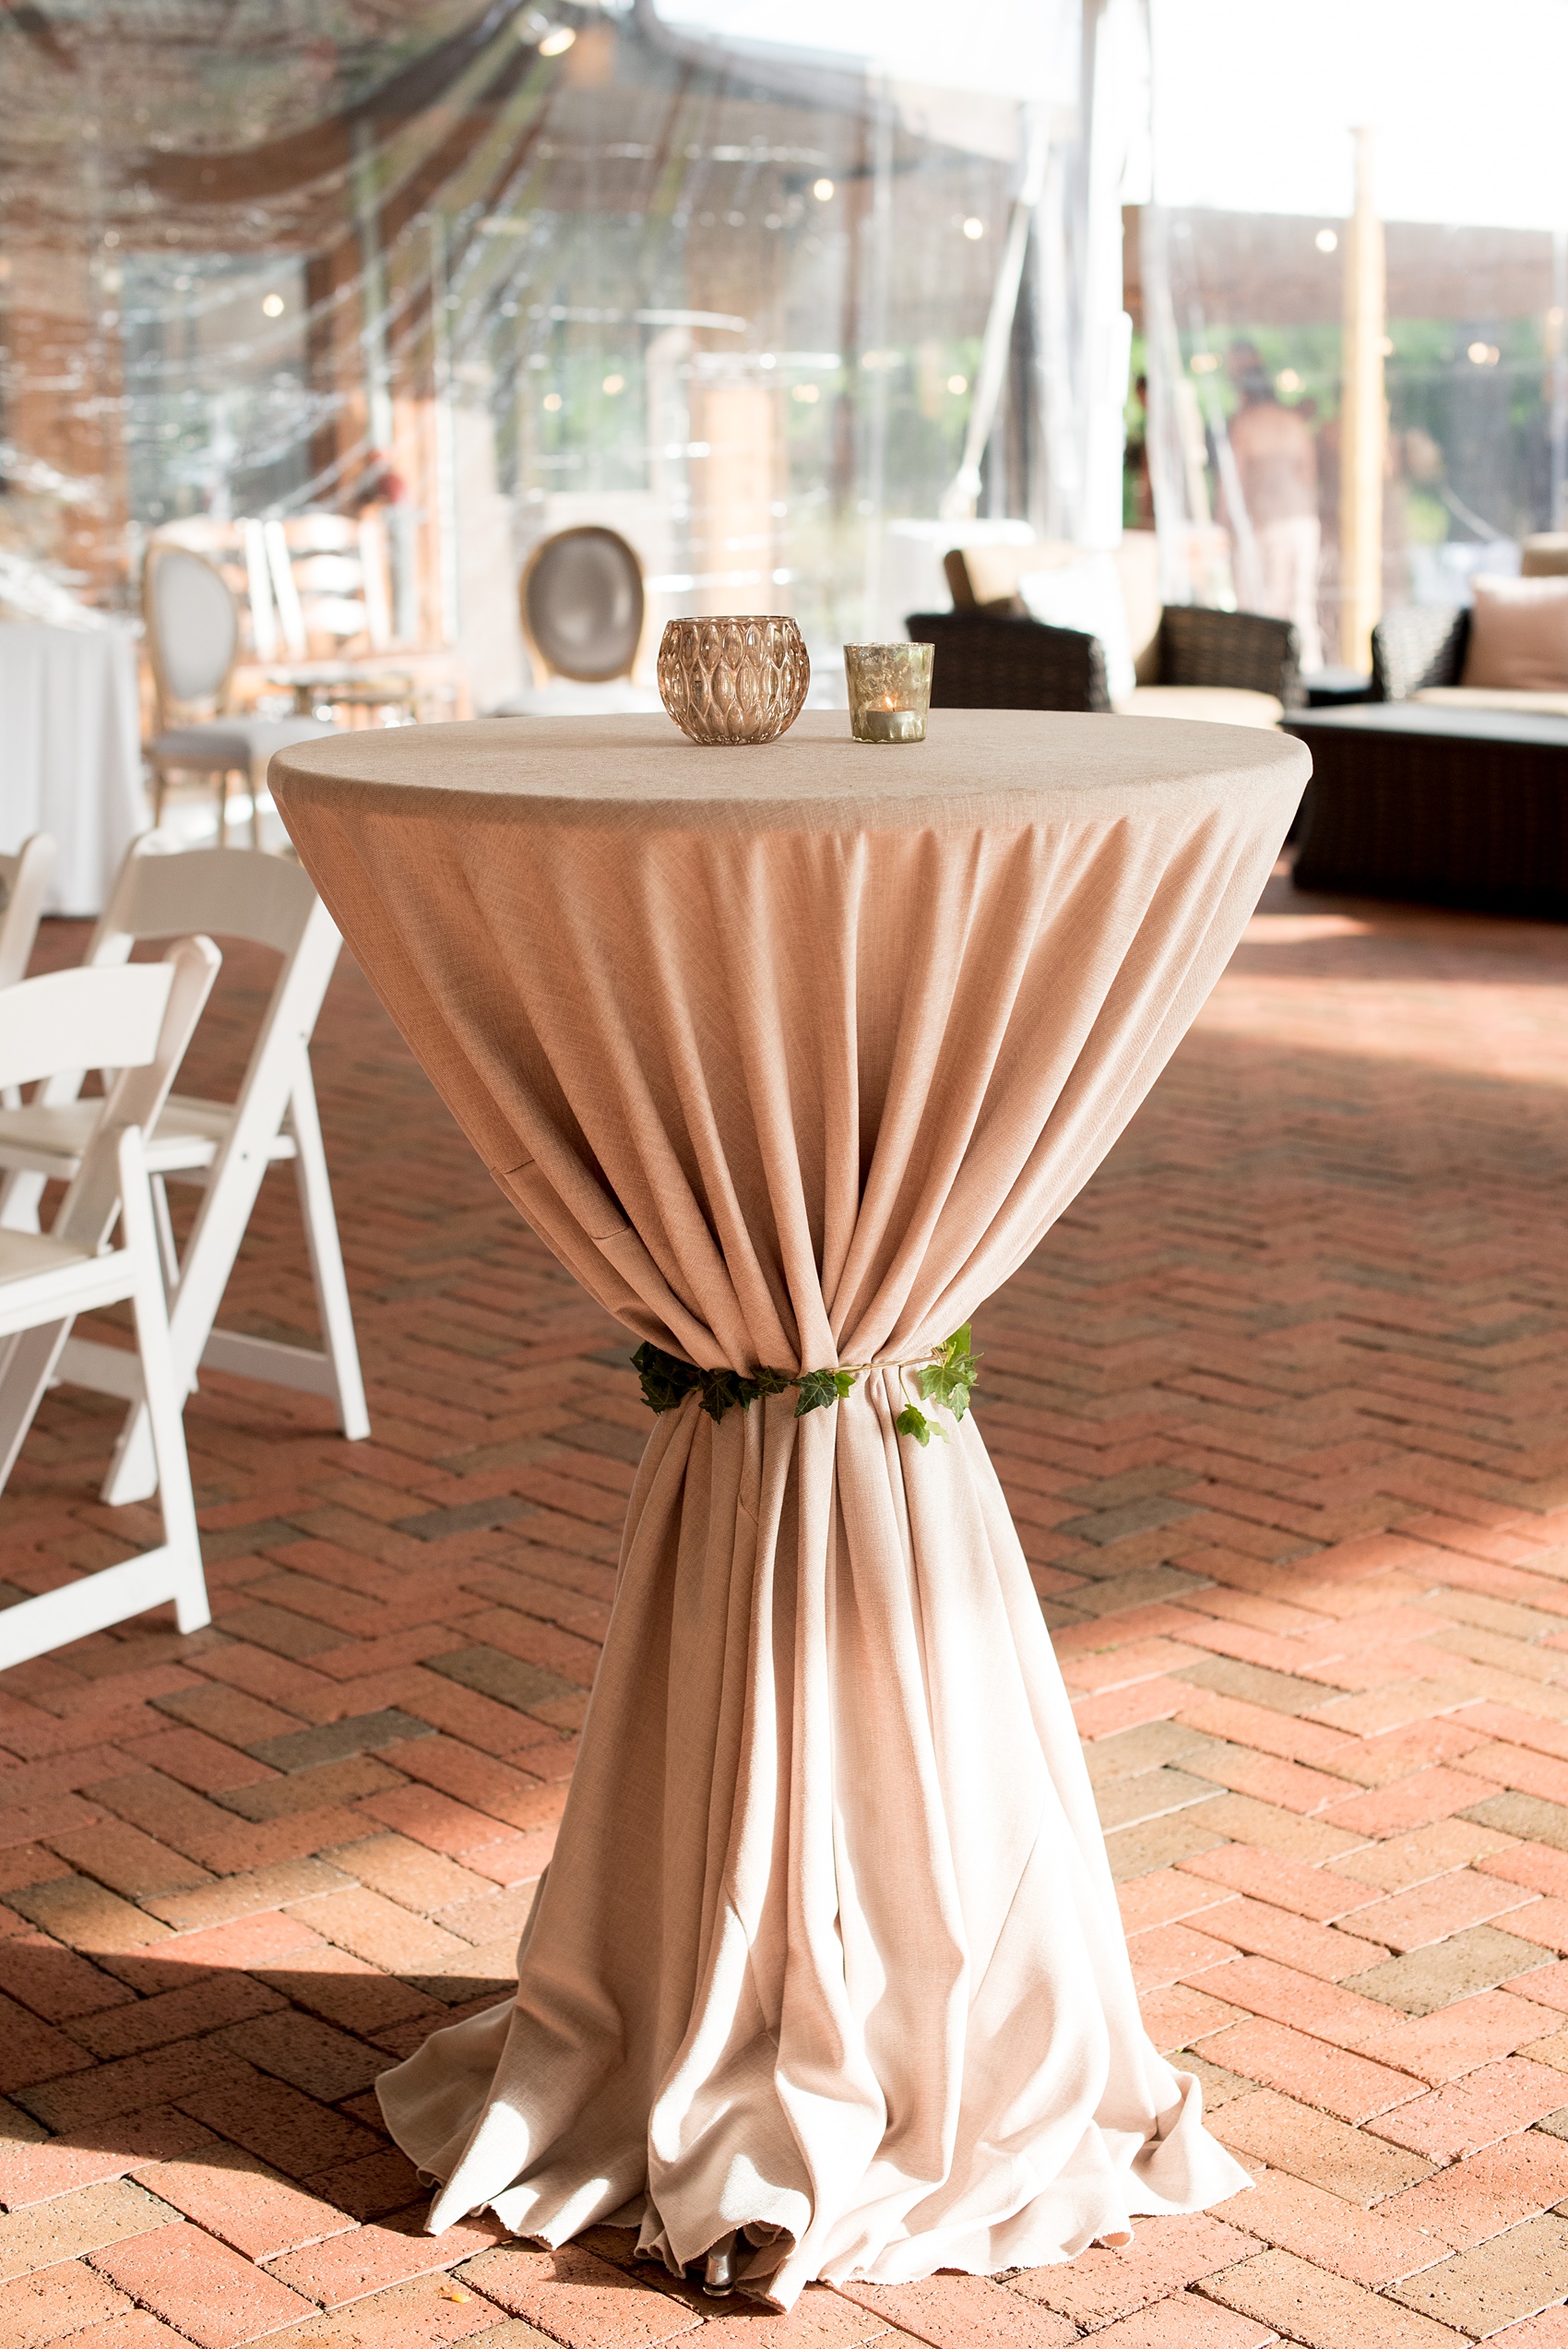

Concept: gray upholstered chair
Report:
left=143, top=544, right=338, bottom=847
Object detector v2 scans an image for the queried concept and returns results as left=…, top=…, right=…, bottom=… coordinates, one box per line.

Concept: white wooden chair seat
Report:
left=0, top=1227, right=112, bottom=1310
left=0, top=1092, right=296, bottom=1180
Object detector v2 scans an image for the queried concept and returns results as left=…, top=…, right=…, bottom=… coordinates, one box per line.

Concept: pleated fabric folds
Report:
left=272, top=709, right=1306, bottom=2307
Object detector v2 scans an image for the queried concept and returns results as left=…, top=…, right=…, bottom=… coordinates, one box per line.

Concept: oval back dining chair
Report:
left=519, top=525, right=646, bottom=684
left=144, top=542, right=339, bottom=846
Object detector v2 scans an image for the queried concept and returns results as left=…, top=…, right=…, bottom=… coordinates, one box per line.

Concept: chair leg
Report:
left=0, top=1319, right=72, bottom=1490
left=151, top=766, right=167, bottom=830
left=286, top=1058, right=370, bottom=1441
left=150, top=1174, right=181, bottom=1292
left=216, top=769, right=230, bottom=849
left=119, top=1134, right=208, bottom=1632
left=249, top=757, right=264, bottom=851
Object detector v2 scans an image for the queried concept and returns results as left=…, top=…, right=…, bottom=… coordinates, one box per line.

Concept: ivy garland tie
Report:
left=631, top=1325, right=980, bottom=1448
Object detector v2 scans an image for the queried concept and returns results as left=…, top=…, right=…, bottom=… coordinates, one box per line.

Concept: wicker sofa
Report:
left=1372, top=602, right=1568, bottom=715
left=1294, top=533, right=1568, bottom=914
left=1372, top=532, right=1568, bottom=712
left=910, top=535, right=1301, bottom=723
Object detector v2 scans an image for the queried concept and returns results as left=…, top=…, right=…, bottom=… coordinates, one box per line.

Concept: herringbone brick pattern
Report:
left=4, top=873, right=1568, bottom=2347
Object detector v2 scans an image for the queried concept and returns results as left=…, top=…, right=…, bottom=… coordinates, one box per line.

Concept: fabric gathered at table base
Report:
left=379, top=1379, right=1249, bottom=2306
left=271, top=710, right=1306, bottom=2309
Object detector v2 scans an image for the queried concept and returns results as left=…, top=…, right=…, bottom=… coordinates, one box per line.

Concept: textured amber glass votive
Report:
left=657, top=615, right=811, bottom=745
left=844, top=641, right=934, bottom=744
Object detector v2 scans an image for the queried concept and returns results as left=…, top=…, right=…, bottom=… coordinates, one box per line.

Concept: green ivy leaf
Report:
left=632, top=1341, right=703, bottom=1413
left=698, top=1370, right=750, bottom=1423
left=917, top=1323, right=981, bottom=1422
left=795, top=1366, right=857, bottom=1416
left=896, top=1403, right=931, bottom=1446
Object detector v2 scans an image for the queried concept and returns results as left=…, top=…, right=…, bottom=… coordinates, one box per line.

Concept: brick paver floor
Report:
left=5, top=869, right=1568, bottom=2346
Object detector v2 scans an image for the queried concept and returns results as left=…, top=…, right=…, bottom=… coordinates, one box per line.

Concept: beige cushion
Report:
left=1115, top=686, right=1282, bottom=730
left=948, top=536, right=1164, bottom=683
left=1521, top=534, right=1568, bottom=578
left=1462, top=575, right=1568, bottom=692
left=944, top=542, right=1048, bottom=612
left=1114, top=532, right=1164, bottom=682
left=1412, top=685, right=1568, bottom=718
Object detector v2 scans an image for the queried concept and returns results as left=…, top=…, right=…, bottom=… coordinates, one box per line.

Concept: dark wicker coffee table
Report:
left=1286, top=702, right=1568, bottom=918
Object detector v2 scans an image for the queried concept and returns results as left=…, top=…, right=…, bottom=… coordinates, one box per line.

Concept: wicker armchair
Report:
left=1158, top=607, right=1303, bottom=704
left=1370, top=605, right=1468, bottom=701
left=906, top=613, right=1111, bottom=710
left=908, top=604, right=1301, bottom=716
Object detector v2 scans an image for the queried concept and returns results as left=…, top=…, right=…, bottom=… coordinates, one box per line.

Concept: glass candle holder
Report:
left=844, top=641, right=934, bottom=744
left=658, top=615, right=810, bottom=745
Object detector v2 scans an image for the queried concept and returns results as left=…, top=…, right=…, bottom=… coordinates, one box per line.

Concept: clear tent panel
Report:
left=0, top=0, right=1105, bottom=709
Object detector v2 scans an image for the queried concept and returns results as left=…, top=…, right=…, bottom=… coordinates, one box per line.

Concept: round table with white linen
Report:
left=0, top=622, right=148, bottom=914
left=270, top=708, right=1309, bottom=2311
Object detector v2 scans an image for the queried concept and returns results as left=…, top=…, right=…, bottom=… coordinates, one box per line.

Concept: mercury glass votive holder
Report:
left=844, top=641, right=934, bottom=743
left=657, top=615, right=810, bottom=745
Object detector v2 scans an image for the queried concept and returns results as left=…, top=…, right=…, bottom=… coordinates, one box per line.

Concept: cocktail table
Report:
left=270, top=709, right=1306, bottom=2309
left=1287, top=701, right=1568, bottom=916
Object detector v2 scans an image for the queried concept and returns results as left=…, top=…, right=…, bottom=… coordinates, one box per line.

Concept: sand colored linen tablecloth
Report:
left=271, top=709, right=1308, bottom=2309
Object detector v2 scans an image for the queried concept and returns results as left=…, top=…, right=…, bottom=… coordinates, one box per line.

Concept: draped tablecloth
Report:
left=271, top=708, right=1309, bottom=2310
left=0, top=622, right=148, bottom=914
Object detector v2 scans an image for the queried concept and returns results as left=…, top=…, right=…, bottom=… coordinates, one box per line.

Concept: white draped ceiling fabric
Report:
left=270, top=708, right=1306, bottom=2308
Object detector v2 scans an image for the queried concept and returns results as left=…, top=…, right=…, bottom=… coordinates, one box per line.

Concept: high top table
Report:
left=271, top=709, right=1308, bottom=2310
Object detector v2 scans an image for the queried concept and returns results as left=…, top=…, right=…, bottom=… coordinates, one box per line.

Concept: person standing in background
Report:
left=1224, top=341, right=1324, bottom=670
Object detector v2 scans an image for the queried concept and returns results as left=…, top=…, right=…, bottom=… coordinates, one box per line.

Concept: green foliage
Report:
left=699, top=1369, right=761, bottom=1423
left=632, top=1342, right=704, bottom=1413
left=633, top=1328, right=981, bottom=1434
left=795, top=1367, right=857, bottom=1417
left=632, top=1343, right=790, bottom=1421
left=918, top=1323, right=981, bottom=1422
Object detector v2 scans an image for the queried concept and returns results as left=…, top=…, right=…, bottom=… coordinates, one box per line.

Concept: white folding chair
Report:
left=0, top=943, right=219, bottom=1669
left=0, top=836, right=55, bottom=991
left=0, top=838, right=369, bottom=1506
left=0, top=836, right=57, bottom=1114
